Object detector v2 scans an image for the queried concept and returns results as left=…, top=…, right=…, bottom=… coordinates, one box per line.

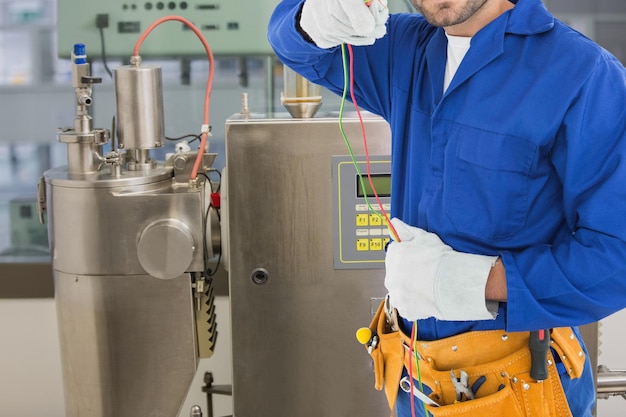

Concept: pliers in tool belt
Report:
left=450, top=370, right=475, bottom=402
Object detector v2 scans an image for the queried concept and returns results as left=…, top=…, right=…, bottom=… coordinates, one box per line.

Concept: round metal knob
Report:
left=137, top=219, right=195, bottom=279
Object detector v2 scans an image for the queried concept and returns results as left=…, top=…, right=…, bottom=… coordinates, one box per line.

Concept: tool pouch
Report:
left=406, top=328, right=585, bottom=417
left=418, top=349, right=570, bottom=417
left=363, top=300, right=586, bottom=417
left=367, top=298, right=405, bottom=411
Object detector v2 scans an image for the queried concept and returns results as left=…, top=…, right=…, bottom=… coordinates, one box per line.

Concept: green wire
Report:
left=339, top=44, right=384, bottom=219
left=413, top=320, right=430, bottom=417
left=341, top=43, right=428, bottom=413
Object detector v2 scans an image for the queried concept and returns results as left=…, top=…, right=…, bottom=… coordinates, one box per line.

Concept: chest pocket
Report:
left=444, top=127, right=537, bottom=240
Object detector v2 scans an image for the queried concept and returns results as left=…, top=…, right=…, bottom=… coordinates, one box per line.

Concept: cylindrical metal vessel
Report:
left=114, top=65, right=165, bottom=150
left=45, top=52, right=214, bottom=417
left=45, top=168, right=205, bottom=276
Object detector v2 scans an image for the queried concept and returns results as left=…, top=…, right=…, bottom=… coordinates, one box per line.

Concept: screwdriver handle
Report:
left=529, top=329, right=551, bottom=381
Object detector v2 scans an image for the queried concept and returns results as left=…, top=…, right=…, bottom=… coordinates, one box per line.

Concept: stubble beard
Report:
left=410, top=0, right=490, bottom=27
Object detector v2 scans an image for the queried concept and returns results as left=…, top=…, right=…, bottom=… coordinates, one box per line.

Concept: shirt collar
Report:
left=505, top=0, right=555, bottom=35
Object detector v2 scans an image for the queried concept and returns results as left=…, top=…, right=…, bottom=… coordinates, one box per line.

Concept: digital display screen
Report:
left=356, top=174, right=391, bottom=198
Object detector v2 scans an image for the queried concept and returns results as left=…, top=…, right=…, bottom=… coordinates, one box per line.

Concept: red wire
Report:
left=133, top=16, right=214, bottom=180
left=346, top=44, right=401, bottom=242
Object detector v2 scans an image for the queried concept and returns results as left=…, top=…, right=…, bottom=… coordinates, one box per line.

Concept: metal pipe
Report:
left=265, top=55, right=275, bottom=114
left=597, top=365, right=626, bottom=395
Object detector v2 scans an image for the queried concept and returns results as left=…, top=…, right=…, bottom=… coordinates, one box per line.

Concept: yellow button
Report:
left=370, top=238, right=383, bottom=251
left=369, top=214, right=382, bottom=226
left=356, top=238, right=369, bottom=251
left=356, top=214, right=369, bottom=227
left=383, top=238, right=391, bottom=248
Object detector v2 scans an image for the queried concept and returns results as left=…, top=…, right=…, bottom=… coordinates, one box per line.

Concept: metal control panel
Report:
left=57, top=0, right=277, bottom=57
left=333, top=155, right=391, bottom=269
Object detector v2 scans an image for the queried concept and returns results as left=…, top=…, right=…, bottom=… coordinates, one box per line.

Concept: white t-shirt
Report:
left=444, top=33, right=472, bottom=93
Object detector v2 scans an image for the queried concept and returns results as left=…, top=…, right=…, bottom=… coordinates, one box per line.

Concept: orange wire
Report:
left=133, top=16, right=215, bottom=180
left=346, top=44, right=401, bottom=242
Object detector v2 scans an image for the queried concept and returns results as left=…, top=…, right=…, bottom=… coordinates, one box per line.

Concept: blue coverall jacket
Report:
left=268, top=0, right=626, bottom=414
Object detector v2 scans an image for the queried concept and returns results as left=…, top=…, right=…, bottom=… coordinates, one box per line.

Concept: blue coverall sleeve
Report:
left=504, top=55, right=626, bottom=331
left=269, top=0, right=626, bottom=333
left=267, top=0, right=393, bottom=119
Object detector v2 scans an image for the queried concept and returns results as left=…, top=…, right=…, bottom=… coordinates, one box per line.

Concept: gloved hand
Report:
left=384, top=218, right=499, bottom=322
left=299, top=0, right=389, bottom=49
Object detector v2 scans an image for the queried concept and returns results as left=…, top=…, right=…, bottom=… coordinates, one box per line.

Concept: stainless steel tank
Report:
left=40, top=45, right=218, bottom=417
left=115, top=64, right=165, bottom=152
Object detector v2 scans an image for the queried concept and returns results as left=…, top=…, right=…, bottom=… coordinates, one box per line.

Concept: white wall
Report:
left=0, top=298, right=65, bottom=417
left=0, top=296, right=233, bottom=417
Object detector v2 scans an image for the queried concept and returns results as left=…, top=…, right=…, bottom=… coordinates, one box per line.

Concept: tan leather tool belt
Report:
left=366, top=300, right=586, bottom=417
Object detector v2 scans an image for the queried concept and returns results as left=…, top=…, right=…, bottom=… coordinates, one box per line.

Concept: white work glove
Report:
left=299, top=0, right=389, bottom=49
left=384, top=218, right=499, bottom=322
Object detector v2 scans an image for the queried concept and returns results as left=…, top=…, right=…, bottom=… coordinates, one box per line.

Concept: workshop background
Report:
left=1, top=0, right=626, bottom=416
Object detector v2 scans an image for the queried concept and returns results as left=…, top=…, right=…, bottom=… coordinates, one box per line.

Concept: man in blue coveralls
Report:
left=268, top=0, right=626, bottom=416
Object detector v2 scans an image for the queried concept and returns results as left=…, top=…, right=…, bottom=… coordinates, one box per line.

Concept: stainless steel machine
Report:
left=224, top=112, right=391, bottom=417
left=40, top=39, right=394, bottom=416
left=39, top=44, right=220, bottom=417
